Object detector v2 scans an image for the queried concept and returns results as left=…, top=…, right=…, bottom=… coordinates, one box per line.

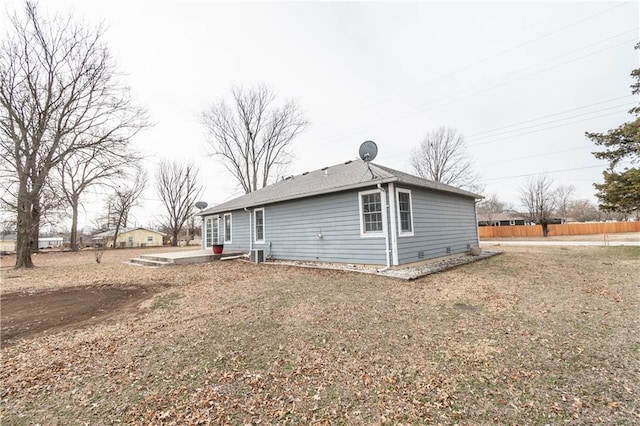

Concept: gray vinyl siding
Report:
left=396, top=187, right=477, bottom=264
left=219, top=210, right=250, bottom=252
left=228, top=190, right=387, bottom=265
left=209, top=184, right=478, bottom=266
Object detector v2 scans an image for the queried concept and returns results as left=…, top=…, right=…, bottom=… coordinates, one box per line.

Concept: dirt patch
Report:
left=1, top=283, right=168, bottom=347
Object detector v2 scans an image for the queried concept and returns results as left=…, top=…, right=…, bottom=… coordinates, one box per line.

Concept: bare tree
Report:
left=519, top=175, right=556, bottom=237
left=477, top=193, right=506, bottom=226
left=554, top=184, right=575, bottom=223
left=567, top=199, right=601, bottom=222
left=57, top=145, right=141, bottom=251
left=156, top=160, right=203, bottom=247
left=109, top=168, right=147, bottom=248
left=0, top=2, right=148, bottom=268
left=411, top=126, right=481, bottom=192
left=202, top=84, right=309, bottom=194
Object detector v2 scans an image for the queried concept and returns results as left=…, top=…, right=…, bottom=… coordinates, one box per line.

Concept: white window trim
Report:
left=223, top=213, right=232, bottom=244
left=254, top=208, right=265, bottom=244
left=396, top=188, right=414, bottom=237
left=358, top=189, right=385, bottom=238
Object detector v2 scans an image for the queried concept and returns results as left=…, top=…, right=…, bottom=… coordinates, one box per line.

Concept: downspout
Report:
left=244, top=208, right=253, bottom=255
left=387, top=182, right=399, bottom=266
left=474, top=199, right=481, bottom=247
left=201, top=216, right=205, bottom=250
left=377, top=183, right=391, bottom=270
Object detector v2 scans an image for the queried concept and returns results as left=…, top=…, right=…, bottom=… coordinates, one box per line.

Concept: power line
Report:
left=476, top=144, right=595, bottom=167
left=468, top=107, right=631, bottom=147
left=382, top=105, right=629, bottom=165
left=321, top=38, right=635, bottom=145
left=316, top=4, right=634, bottom=144
left=378, top=95, right=634, bottom=164
left=466, top=103, right=635, bottom=144
left=350, top=3, right=592, bottom=109
left=465, top=94, right=634, bottom=139
left=480, top=164, right=608, bottom=182
left=407, top=40, right=636, bottom=128
left=311, top=2, right=591, bottom=131
left=421, top=32, right=638, bottom=129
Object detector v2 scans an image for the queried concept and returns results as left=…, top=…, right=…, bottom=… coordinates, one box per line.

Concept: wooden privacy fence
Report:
left=478, top=221, right=640, bottom=238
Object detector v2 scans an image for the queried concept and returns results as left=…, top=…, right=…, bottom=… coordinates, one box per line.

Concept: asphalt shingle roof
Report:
left=199, top=158, right=481, bottom=215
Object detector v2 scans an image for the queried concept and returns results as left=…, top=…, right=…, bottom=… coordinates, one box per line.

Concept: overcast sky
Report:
left=3, top=0, right=639, bottom=230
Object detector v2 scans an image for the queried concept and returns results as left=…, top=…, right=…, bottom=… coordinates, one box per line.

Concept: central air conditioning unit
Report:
left=250, top=249, right=264, bottom=263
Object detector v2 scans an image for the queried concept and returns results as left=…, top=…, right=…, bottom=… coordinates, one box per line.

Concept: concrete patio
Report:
left=128, top=249, right=245, bottom=267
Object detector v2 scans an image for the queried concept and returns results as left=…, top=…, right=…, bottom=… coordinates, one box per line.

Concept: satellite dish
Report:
left=195, top=201, right=208, bottom=210
left=359, top=140, right=378, bottom=162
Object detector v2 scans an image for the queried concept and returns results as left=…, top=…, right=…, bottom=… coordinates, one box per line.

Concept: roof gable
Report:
left=200, top=159, right=481, bottom=215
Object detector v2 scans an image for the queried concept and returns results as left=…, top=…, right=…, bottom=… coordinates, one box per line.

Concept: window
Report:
left=147, top=236, right=153, bottom=242
left=205, top=217, right=213, bottom=247
left=223, top=213, right=232, bottom=243
left=254, top=208, right=265, bottom=243
left=359, top=190, right=383, bottom=236
left=397, top=189, right=413, bottom=235
left=212, top=217, right=219, bottom=244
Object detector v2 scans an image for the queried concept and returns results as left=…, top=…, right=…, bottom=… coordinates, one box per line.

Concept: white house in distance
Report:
left=198, top=158, right=481, bottom=267
left=93, top=227, right=165, bottom=248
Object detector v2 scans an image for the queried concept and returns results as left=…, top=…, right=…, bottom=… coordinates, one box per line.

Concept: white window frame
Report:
left=223, top=213, right=232, bottom=243
left=358, top=189, right=385, bottom=237
left=147, top=235, right=154, bottom=242
left=254, top=208, right=265, bottom=244
left=396, top=188, right=414, bottom=237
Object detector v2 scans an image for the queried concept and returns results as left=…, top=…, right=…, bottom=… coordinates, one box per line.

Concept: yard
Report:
left=1, top=245, right=639, bottom=424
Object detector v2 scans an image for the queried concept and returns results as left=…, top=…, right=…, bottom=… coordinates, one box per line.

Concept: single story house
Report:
left=198, top=159, right=482, bottom=267
left=0, top=235, right=64, bottom=252
left=0, top=233, right=16, bottom=254
left=38, top=237, right=64, bottom=249
left=92, top=227, right=165, bottom=248
left=477, top=212, right=529, bottom=227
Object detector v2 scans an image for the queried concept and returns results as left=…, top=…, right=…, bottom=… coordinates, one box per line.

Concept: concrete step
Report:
left=139, top=254, right=177, bottom=262
left=138, top=252, right=217, bottom=265
left=128, top=257, right=174, bottom=267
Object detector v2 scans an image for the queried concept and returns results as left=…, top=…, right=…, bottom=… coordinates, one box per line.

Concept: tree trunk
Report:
left=15, top=191, right=35, bottom=268
left=112, top=226, right=121, bottom=249
left=70, top=195, right=79, bottom=251
left=30, top=198, right=41, bottom=253
left=541, top=222, right=549, bottom=237
left=172, top=229, right=179, bottom=247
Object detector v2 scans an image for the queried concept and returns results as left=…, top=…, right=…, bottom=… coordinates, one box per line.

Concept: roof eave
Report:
left=199, top=176, right=399, bottom=215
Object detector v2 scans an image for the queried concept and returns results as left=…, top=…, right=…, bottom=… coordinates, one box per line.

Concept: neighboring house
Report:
left=92, top=227, right=165, bottom=248
left=38, top=237, right=64, bottom=250
left=199, top=159, right=482, bottom=267
left=477, top=212, right=529, bottom=227
left=0, top=233, right=16, bottom=254
left=478, top=212, right=564, bottom=227
left=0, top=235, right=64, bottom=253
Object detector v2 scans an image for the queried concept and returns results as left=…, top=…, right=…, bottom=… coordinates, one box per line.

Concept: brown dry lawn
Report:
left=1, top=245, right=639, bottom=424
